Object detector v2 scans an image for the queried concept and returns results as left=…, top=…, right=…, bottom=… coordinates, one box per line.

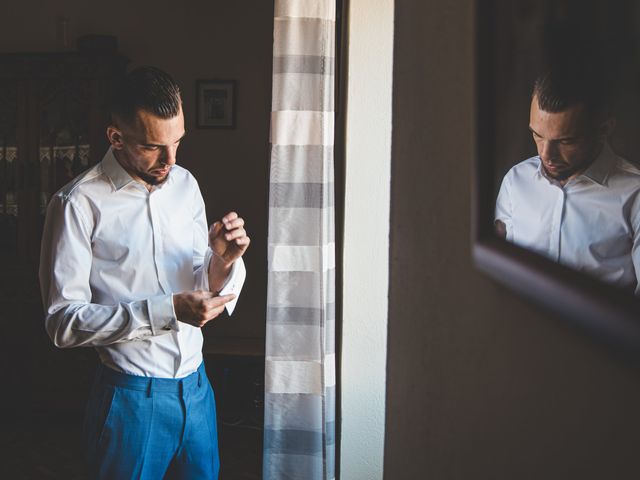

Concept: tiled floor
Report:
left=1, top=416, right=262, bottom=479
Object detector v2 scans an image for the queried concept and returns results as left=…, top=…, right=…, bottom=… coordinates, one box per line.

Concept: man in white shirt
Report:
left=39, top=66, right=249, bottom=478
left=495, top=68, right=640, bottom=293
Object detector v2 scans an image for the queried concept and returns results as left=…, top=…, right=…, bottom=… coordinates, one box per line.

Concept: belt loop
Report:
left=147, top=378, right=154, bottom=398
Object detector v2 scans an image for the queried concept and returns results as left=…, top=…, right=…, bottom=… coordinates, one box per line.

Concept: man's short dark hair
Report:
left=109, top=66, right=182, bottom=124
left=532, top=65, right=609, bottom=119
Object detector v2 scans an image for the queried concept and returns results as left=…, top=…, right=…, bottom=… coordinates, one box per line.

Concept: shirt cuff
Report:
left=148, top=294, right=180, bottom=335
left=201, top=248, right=214, bottom=292
left=209, top=255, right=246, bottom=315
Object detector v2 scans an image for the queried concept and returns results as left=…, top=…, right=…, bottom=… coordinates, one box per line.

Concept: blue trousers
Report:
left=83, top=362, right=220, bottom=479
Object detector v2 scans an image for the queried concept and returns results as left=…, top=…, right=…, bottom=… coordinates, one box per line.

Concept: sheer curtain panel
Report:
left=264, top=1, right=336, bottom=479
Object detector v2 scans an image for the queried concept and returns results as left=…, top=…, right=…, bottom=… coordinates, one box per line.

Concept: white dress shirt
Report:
left=496, top=143, right=640, bottom=293
left=39, top=148, right=246, bottom=378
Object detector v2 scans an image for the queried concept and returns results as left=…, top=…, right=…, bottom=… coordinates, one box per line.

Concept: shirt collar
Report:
left=534, top=142, right=616, bottom=187
left=102, top=147, right=136, bottom=191
left=581, top=142, right=616, bottom=186
left=101, top=147, right=175, bottom=192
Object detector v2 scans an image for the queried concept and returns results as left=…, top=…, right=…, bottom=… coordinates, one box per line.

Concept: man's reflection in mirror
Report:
left=495, top=66, right=640, bottom=294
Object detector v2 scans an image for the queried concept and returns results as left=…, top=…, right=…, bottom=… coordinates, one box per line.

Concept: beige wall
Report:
left=385, top=1, right=640, bottom=479
left=0, top=0, right=273, bottom=339
left=341, top=0, right=393, bottom=478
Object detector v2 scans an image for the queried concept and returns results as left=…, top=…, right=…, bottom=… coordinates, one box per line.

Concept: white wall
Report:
left=340, top=0, right=394, bottom=478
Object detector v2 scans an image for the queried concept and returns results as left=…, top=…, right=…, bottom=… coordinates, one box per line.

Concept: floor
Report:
left=1, top=341, right=265, bottom=478
left=1, top=414, right=263, bottom=479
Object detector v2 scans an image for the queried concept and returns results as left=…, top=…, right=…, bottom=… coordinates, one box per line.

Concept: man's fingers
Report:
left=210, top=216, right=245, bottom=237
left=235, top=236, right=250, bottom=247
left=200, top=295, right=236, bottom=323
left=204, top=293, right=236, bottom=309
left=216, top=293, right=237, bottom=305
left=223, top=217, right=244, bottom=230
left=197, top=307, right=223, bottom=327
left=222, top=212, right=238, bottom=226
left=205, top=304, right=227, bottom=321
left=224, top=228, right=246, bottom=241
left=192, top=294, right=236, bottom=326
left=209, top=221, right=223, bottom=238
left=175, top=291, right=238, bottom=327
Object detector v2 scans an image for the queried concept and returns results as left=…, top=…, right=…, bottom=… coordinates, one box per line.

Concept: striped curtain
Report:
left=264, top=1, right=336, bottom=479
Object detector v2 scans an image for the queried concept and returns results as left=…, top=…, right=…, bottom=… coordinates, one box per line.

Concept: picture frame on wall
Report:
left=196, top=79, right=236, bottom=128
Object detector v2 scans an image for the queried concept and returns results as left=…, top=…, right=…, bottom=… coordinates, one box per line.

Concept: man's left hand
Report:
left=209, top=212, right=250, bottom=267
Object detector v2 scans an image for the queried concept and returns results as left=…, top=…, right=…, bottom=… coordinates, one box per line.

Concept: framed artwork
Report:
left=196, top=79, right=236, bottom=128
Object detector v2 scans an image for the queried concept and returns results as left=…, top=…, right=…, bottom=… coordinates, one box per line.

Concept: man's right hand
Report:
left=172, top=290, right=236, bottom=328
left=494, top=219, right=507, bottom=239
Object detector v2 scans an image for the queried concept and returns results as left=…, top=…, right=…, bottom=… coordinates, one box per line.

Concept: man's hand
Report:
left=208, top=212, right=250, bottom=293
left=209, top=212, right=250, bottom=266
left=173, top=290, right=236, bottom=328
left=494, top=219, right=507, bottom=239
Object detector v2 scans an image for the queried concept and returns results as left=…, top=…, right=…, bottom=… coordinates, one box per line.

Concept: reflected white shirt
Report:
left=39, top=148, right=246, bottom=378
left=496, top=143, right=640, bottom=293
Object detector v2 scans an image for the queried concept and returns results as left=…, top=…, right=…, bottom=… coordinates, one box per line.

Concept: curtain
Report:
left=264, top=1, right=336, bottom=479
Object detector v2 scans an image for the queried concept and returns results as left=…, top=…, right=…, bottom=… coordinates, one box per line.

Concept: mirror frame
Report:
left=473, top=0, right=640, bottom=356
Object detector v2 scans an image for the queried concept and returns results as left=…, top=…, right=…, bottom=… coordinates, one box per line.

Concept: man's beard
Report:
left=139, top=169, right=170, bottom=186
left=542, top=163, right=576, bottom=182
left=542, top=157, right=595, bottom=183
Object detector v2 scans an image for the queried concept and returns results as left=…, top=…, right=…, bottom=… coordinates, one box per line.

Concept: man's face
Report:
left=108, top=106, right=186, bottom=186
left=529, top=95, right=604, bottom=182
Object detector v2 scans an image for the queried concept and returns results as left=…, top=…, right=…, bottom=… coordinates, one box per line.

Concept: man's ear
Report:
left=106, top=125, right=124, bottom=149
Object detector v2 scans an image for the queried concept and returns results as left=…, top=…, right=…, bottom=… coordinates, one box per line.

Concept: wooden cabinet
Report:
left=0, top=52, right=128, bottom=421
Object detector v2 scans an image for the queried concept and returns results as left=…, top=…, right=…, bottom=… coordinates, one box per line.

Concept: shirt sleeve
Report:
left=39, top=193, right=176, bottom=349
left=190, top=178, right=246, bottom=314
left=210, top=254, right=246, bottom=314
left=495, top=171, right=514, bottom=242
left=630, top=192, right=640, bottom=296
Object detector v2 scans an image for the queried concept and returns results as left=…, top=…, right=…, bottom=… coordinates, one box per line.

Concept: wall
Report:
left=340, top=0, right=393, bottom=478
left=0, top=0, right=273, bottom=340
left=385, top=1, right=640, bottom=479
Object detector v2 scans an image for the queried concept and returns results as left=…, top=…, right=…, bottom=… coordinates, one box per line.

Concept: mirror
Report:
left=474, top=0, right=640, bottom=354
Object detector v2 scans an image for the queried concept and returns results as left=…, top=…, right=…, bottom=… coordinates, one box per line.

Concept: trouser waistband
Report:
left=97, top=362, right=206, bottom=394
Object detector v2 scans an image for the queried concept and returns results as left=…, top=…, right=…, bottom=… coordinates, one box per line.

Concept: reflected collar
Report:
left=535, top=142, right=616, bottom=187
left=581, top=143, right=616, bottom=186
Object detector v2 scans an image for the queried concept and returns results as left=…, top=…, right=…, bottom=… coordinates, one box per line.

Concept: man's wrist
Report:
left=208, top=253, right=234, bottom=293
left=210, top=253, right=234, bottom=274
